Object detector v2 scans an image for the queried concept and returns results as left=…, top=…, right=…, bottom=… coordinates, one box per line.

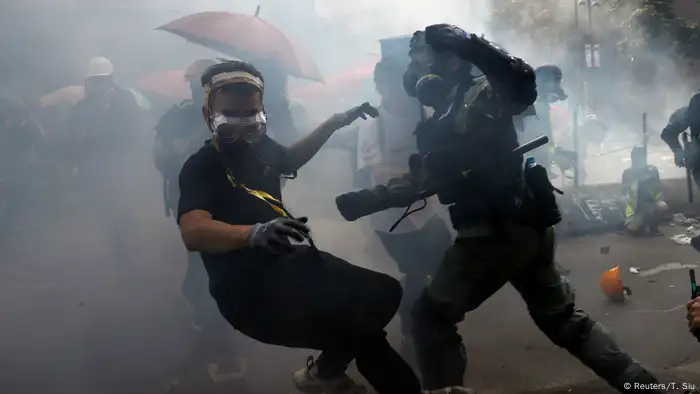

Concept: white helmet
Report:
left=86, top=57, right=114, bottom=78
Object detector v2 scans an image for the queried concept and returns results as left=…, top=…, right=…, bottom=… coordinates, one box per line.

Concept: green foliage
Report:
left=622, top=1, right=700, bottom=59
left=488, top=0, right=700, bottom=60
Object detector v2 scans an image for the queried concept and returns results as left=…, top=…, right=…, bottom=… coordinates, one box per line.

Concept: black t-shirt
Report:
left=177, top=137, right=292, bottom=300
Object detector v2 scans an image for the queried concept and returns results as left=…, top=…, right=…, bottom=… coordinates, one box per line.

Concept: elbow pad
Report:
left=463, top=36, right=537, bottom=108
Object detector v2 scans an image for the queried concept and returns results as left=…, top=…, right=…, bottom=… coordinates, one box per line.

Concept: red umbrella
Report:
left=291, top=59, right=377, bottom=102
left=156, top=11, right=323, bottom=82
left=135, top=69, right=190, bottom=100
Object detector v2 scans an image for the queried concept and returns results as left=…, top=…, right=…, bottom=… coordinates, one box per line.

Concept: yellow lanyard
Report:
left=222, top=157, right=316, bottom=249
left=225, top=169, right=289, bottom=218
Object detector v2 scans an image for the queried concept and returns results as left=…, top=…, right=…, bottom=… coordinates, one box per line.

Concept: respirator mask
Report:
left=534, top=65, right=567, bottom=104
left=210, top=111, right=267, bottom=153
left=538, top=80, right=567, bottom=103
left=402, top=31, right=468, bottom=108
left=204, top=70, right=268, bottom=154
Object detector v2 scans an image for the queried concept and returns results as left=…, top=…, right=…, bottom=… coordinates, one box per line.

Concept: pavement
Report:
left=1, top=148, right=700, bottom=394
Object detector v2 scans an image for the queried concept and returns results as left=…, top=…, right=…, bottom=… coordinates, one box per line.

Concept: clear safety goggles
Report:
left=211, top=112, right=267, bottom=143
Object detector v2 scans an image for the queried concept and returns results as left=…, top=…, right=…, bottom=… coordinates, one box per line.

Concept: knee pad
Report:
left=532, top=306, right=595, bottom=350
left=410, top=293, right=460, bottom=341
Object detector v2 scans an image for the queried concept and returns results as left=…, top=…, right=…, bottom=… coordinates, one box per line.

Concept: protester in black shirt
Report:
left=177, top=61, right=422, bottom=394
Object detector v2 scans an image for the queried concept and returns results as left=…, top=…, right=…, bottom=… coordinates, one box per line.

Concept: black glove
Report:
left=424, top=24, right=472, bottom=57
left=336, top=190, right=379, bottom=222
left=248, top=217, right=310, bottom=254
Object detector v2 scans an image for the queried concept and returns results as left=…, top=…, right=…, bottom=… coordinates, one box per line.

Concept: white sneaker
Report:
left=423, top=387, right=475, bottom=394
left=292, top=356, right=368, bottom=394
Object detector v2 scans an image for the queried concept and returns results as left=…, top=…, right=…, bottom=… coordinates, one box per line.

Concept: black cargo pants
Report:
left=411, top=225, right=662, bottom=393
left=376, top=215, right=452, bottom=364
left=216, top=246, right=422, bottom=394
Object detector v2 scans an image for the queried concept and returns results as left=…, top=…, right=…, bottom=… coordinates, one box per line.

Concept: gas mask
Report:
left=402, top=31, right=469, bottom=108
left=536, top=80, right=567, bottom=103
left=209, top=111, right=267, bottom=154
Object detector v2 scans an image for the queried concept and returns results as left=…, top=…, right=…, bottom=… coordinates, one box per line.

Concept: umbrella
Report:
left=156, top=11, right=323, bottom=82
left=135, top=69, right=190, bottom=101
left=39, top=85, right=84, bottom=107
left=291, top=59, right=377, bottom=102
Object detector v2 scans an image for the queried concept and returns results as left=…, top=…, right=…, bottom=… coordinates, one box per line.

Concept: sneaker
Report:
left=292, top=356, right=368, bottom=394
left=423, top=387, right=475, bottom=394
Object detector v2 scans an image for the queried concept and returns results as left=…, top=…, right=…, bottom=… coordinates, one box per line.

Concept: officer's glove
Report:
left=674, top=150, right=686, bottom=168
left=248, top=217, right=310, bottom=254
left=336, top=189, right=384, bottom=222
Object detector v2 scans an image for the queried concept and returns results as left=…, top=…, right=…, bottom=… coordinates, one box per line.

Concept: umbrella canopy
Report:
left=39, top=85, right=85, bottom=108
left=156, top=11, right=323, bottom=82
left=291, top=59, right=377, bottom=102
left=135, top=69, right=190, bottom=101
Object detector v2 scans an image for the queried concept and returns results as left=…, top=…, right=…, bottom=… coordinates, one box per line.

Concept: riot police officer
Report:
left=661, top=91, right=700, bottom=187
left=335, top=24, right=662, bottom=394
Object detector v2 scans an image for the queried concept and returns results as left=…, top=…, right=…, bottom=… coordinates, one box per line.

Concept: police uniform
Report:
left=661, top=92, right=700, bottom=187
left=336, top=28, right=662, bottom=393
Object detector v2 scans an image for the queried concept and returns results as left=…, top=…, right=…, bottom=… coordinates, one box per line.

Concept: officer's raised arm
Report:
left=283, top=103, right=378, bottom=172
left=422, top=24, right=537, bottom=115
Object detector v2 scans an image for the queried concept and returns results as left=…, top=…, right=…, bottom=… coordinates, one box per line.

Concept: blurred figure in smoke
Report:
left=66, top=56, right=145, bottom=263
left=177, top=60, right=421, bottom=394
left=153, top=58, right=248, bottom=388
left=355, top=36, right=451, bottom=367
left=0, top=95, right=44, bottom=238
left=516, top=64, right=567, bottom=178
left=621, top=146, right=667, bottom=235
left=256, top=62, right=302, bottom=146
left=155, top=59, right=217, bottom=217
left=661, top=91, right=700, bottom=188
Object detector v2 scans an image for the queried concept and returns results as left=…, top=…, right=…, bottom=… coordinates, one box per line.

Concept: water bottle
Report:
left=525, top=157, right=536, bottom=169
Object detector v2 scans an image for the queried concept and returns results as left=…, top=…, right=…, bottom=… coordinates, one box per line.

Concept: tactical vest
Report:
left=415, top=76, right=526, bottom=228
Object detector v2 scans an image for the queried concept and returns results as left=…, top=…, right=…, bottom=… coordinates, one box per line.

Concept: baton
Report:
left=417, top=135, right=550, bottom=199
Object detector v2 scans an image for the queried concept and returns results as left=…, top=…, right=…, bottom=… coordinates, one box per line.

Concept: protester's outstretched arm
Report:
left=285, top=103, right=378, bottom=171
